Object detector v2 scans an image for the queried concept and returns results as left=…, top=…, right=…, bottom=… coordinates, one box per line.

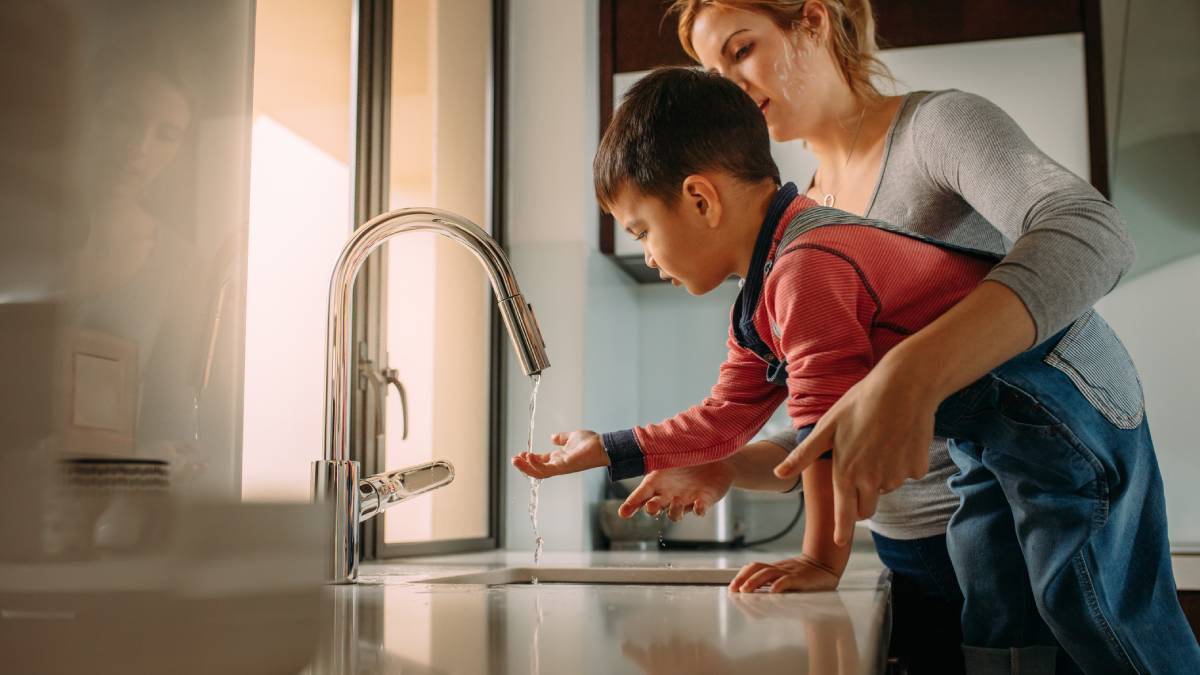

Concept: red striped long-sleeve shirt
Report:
left=603, top=194, right=995, bottom=480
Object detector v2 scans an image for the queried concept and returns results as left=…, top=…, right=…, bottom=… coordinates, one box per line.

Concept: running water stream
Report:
left=526, top=374, right=544, bottom=577
left=530, top=590, right=544, bottom=674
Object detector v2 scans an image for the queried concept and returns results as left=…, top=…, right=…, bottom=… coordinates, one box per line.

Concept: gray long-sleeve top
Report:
left=770, top=89, right=1135, bottom=540
left=891, top=90, right=1134, bottom=344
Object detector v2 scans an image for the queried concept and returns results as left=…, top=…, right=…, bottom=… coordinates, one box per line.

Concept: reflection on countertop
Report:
left=304, top=549, right=891, bottom=675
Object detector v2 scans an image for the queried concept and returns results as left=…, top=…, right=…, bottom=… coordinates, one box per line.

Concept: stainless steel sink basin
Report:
left=420, top=566, right=737, bottom=585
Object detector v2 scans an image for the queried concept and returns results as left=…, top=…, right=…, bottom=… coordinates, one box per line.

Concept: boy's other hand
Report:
left=511, top=430, right=609, bottom=479
left=618, top=461, right=735, bottom=521
left=728, top=555, right=840, bottom=593
left=772, top=362, right=936, bottom=546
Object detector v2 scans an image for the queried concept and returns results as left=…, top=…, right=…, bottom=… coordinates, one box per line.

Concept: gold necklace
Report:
left=818, top=105, right=868, bottom=208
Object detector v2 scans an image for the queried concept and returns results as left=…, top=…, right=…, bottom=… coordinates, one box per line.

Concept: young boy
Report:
left=512, top=67, right=1198, bottom=674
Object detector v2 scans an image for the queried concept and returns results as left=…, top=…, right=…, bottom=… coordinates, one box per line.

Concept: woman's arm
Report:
left=777, top=280, right=1037, bottom=544
left=887, top=280, right=1035, bottom=403
left=775, top=92, right=1134, bottom=544
left=914, top=90, right=1134, bottom=344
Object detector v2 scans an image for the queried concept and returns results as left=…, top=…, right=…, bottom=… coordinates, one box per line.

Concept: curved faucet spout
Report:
left=323, top=208, right=549, bottom=464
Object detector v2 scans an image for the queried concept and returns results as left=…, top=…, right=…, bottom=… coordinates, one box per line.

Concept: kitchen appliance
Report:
left=659, top=489, right=747, bottom=548
left=600, top=482, right=749, bottom=549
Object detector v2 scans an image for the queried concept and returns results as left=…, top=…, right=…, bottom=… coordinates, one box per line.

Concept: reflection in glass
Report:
left=0, top=0, right=254, bottom=561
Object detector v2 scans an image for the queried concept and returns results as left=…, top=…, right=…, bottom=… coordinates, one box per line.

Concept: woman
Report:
left=65, top=35, right=218, bottom=467
left=630, top=1, right=1138, bottom=672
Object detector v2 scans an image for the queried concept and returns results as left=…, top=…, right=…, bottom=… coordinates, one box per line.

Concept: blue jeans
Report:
left=934, top=320, right=1199, bottom=674
left=872, top=532, right=963, bottom=606
left=873, top=532, right=967, bottom=674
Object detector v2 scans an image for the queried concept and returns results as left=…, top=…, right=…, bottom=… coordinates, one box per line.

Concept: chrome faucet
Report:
left=312, top=208, right=550, bottom=583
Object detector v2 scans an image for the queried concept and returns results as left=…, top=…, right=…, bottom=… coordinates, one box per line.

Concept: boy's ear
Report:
left=680, top=175, right=722, bottom=228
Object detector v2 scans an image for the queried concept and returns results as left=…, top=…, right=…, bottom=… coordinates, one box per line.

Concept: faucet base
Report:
left=312, top=459, right=360, bottom=583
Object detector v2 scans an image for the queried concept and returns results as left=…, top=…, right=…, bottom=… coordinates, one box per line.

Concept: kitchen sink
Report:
left=420, top=566, right=737, bottom=585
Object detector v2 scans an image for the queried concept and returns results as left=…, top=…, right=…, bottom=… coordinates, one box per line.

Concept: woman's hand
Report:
left=511, top=429, right=609, bottom=478
left=774, top=357, right=937, bottom=545
left=728, top=555, right=841, bottom=593
left=618, top=461, right=736, bottom=521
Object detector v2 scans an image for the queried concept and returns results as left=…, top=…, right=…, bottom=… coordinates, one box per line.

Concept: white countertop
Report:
left=1171, top=551, right=1200, bottom=590
left=12, top=545, right=1195, bottom=674
left=301, top=549, right=892, bottom=675
left=303, top=548, right=1200, bottom=675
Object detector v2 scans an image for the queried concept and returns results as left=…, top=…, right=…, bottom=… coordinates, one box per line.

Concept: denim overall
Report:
left=735, top=189, right=1199, bottom=674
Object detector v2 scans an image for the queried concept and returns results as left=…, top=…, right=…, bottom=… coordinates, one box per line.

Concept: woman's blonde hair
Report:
left=669, top=0, right=892, bottom=100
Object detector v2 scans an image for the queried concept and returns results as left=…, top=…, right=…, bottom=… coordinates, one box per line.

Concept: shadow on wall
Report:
left=1113, top=133, right=1200, bottom=277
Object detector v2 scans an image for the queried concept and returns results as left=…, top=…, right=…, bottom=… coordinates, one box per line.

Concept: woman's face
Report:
left=91, top=71, right=191, bottom=199
left=690, top=5, right=839, bottom=141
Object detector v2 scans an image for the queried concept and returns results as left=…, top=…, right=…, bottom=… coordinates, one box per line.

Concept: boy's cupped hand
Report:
left=511, top=429, right=610, bottom=479
left=618, top=462, right=735, bottom=521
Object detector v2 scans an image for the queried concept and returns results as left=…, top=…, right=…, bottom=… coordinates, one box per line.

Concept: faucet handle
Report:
left=357, top=460, right=455, bottom=523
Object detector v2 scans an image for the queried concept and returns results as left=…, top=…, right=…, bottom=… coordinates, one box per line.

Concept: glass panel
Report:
left=383, top=0, right=494, bottom=544
left=240, top=0, right=354, bottom=501
left=1099, top=0, right=1200, bottom=546
left=1109, top=0, right=1200, bottom=278
left=0, top=1, right=254, bottom=507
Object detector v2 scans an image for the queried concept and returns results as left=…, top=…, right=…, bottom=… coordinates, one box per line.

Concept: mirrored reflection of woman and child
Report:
left=514, top=1, right=1200, bottom=673
left=71, top=38, right=192, bottom=300
left=60, top=33, right=227, bottom=484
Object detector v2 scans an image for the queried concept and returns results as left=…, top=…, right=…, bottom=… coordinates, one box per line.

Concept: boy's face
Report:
left=608, top=182, right=728, bottom=295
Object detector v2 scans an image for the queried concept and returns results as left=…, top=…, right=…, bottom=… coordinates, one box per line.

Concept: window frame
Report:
left=351, top=0, right=508, bottom=560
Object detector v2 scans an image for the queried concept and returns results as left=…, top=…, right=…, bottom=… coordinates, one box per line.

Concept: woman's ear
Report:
left=681, top=175, right=722, bottom=228
left=797, top=0, right=830, bottom=42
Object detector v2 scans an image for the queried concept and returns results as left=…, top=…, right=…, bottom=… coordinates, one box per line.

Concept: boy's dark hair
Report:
left=594, top=66, right=780, bottom=211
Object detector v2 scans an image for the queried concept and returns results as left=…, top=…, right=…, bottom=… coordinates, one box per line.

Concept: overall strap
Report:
left=772, top=206, right=1002, bottom=268
left=756, top=206, right=1002, bottom=388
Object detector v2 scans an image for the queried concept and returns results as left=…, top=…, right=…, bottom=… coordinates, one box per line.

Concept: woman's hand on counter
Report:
left=511, top=429, right=609, bottom=479
left=729, top=555, right=841, bottom=594
left=618, top=461, right=736, bottom=521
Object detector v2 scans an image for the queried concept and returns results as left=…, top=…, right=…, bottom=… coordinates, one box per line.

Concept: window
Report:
left=368, top=0, right=501, bottom=555
left=242, top=0, right=354, bottom=501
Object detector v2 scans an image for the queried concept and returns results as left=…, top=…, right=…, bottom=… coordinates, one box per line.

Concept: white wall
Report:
left=504, top=0, right=640, bottom=550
